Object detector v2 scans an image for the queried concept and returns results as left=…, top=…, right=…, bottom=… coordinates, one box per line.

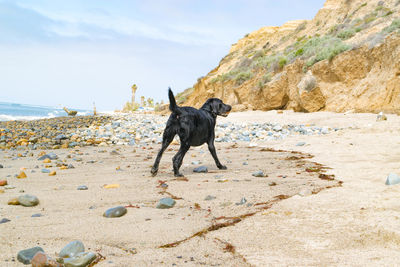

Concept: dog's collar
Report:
left=202, top=107, right=217, bottom=117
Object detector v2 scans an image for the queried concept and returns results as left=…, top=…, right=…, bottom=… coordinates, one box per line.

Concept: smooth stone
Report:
left=103, top=206, right=127, bottom=218
left=31, top=251, right=59, bottom=267
left=5, top=185, right=16, bottom=189
left=77, top=185, right=88, bottom=190
left=41, top=169, right=51, bottom=173
left=18, top=194, right=39, bottom=207
left=59, top=240, right=85, bottom=258
left=296, top=142, right=306, bottom=146
left=156, top=197, right=176, bottom=209
left=0, top=179, right=7, bottom=186
left=31, top=213, right=43, bottom=217
left=8, top=197, right=20, bottom=205
left=0, top=218, right=11, bottom=224
left=204, top=195, right=216, bottom=201
left=63, top=252, right=96, bottom=267
left=252, top=170, right=264, bottom=177
left=235, top=197, right=247, bottom=205
left=385, top=173, right=400, bottom=185
left=193, top=166, right=208, bottom=173
left=191, top=161, right=200, bottom=165
left=17, top=246, right=44, bottom=265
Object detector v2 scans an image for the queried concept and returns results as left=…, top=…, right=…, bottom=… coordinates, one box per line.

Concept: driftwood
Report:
left=63, top=107, right=77, bottom=116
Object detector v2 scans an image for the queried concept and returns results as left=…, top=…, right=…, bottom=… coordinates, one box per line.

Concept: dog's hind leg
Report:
left=151, top=125, right=175, bottom=176
left=207, top=140, right=227, bottom=170
left=172, top=143, right=190, bottom=177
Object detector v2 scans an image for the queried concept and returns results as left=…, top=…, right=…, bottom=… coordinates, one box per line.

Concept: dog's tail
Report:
left=168, top=87, right=179, bottom=113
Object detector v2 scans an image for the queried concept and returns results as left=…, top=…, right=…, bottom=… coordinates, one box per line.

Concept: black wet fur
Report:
left=151, top=88, right=232, bottom=177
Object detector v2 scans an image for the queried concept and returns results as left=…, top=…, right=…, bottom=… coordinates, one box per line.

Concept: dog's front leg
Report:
left=207, top=140, right=227, bottom=170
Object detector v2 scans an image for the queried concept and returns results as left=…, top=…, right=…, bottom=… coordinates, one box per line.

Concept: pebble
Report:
left=252, top=170, right=265, bottom=177
left=0, top=164, right=3, bottom=168
left=191, top=161, right=200, bottom=165
left=49, top=171, right=57, bottom=176
left=31, top=251, right=59, bottom=267
left=0, top=218, right=11, bottom=224
left=376, top=111, right=387, bottom=122
left=5, top=185, right=16, bottom=189
left=18, top=194, right=39, bottom=207
left=296, top=142, right=306, bottom=146
left=67, top=164, right=75, bottom=169
left=103, top=206, right=127, bottom=218
left=235, top=197, right=247, bottom=205
left=41, top=168, right=51, bottom=173
left=77, top=185, right=88, bottom=190
left=156, top=197, right=176, bottom=209
left=63, top=252, right=96, bottom=267
left=31, top=213, right=43, bottom=217
left=59, top=240, right=85, bottom=258
left=8, top=197, right=20, bottom=205
left=17, top=247, right=44, bottom=264
left=17, top=171, right=27, bottom=179
left=204, top=195, right=216, bottom=201
left=0, top=179, right=7, bottom=186
left=242, top=162, right=248, bottom=165
left=193, top=166, right=208, bottom=173
left=385, top=173, right=400, bottom=185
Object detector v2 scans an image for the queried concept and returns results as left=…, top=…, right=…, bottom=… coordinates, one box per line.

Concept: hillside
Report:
left=183, top=0, right=400, bottom=113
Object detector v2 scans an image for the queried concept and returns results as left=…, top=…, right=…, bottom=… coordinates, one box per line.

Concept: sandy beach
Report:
left=1, top=110, right=400, bottom=266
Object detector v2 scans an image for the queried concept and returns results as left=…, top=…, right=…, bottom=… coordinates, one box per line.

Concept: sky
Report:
left=0, top=0, right=325, bottom=111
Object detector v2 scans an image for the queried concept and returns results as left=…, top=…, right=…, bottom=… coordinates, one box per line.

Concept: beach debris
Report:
left=7, top=197, right=20, bottom=205
left=296, top=142, right=306, bottom=146
left=18, top=194, right=39, bottom=207
left=252, top=170, right=265, bottom=177
left=103, top=206, right=127, bottom=218
left=17, top=247, right=44, bottom=265
left=156, top=197, right=176, bottom=209
left=0, top=179, right=7, bottom=186
left=63, top=107, right=78, bottom=116
left=385, top=173, right=400, bottom=185
left=63, top=252, right=96, bottom=267
left=376, top=111, right=387, bottom=122
left=0, top=218, right=11, bottom=224
left=204, top=195, right=216, bottom=201
left=17, top=171, right=27, bottom=179
left=59, top=240, right=85, bottom=258
left=193, top=166, right=208, bottom=173
left=77, top=185, right=88, bottom=190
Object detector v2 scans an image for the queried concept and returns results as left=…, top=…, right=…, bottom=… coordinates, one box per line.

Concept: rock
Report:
left=67, top=164, right=75, bottom=169
left=17, top=171, right=27, bottom=179
left=31, top=213, right=43, bottom=217
left=268, top=181, right=277, bottom=186
left=63, top=252, right=96, bottom=267
left=193, top=166, right=208, bottom=173
left=41, top=169, right=50, bottom=173
left=385, top=173, right=400, bottom=185
left=376, top=111, right=387, bottom=122
left=59, top=240, right=85, bottom=258
left=243, top=162, right=248, bottom=165
left=77, top=185, right=88, bottom=190
left=204, top=195, right=216, bottom=201
left=252, top=170, right=265, bottom=177
left=49, top=171, right=57, bottom=176
left=18, top=194, right=39, bottom=207
left=297, top=71, right=325, bottom=112
left=156, top=197, right=176, bottom=209
left=17, top=247, right=44, bottom=264
left=43, top=158, right=51, bottom=164
left=103, top=184, right=119, bottom=189
left=103, top=206, right=127, bottom=218
left=31, top=251, right=60, bottom=267
left=191, top=161, right=200, bottom=165
left=235, top=197, right=247, bottom=205
left=0, top=179, right=7, bottom=186
left=0, top=218, right=11, bottom=224
left=296, top=142, right=306, bottom=146
left=8, top=197, right=20, bottom=205
left=0, top=164, right=3, bottom=168
left=5, top=185, right=16, bottom=189
left=273, top=125, right=282, bottom=132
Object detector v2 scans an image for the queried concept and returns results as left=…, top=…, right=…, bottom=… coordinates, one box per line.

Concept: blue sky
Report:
left=0, top=0, right=325, bottom=111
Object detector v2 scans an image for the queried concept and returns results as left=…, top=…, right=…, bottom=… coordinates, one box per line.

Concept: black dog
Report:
left=151, top=88, right=232, bottom=177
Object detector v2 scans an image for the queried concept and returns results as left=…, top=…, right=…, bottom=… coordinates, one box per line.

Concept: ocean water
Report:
left=0, top=102, right=91, bottom=121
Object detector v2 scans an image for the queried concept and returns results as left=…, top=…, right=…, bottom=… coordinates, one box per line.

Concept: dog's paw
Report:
left=218, top=165, right=227, bottom=170
left=150, top=168, right=158, bottom=176
left=174, top=172, right=184, bottom=177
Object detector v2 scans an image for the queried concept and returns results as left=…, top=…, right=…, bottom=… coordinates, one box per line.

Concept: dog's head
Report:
left=201, top=98, right=232, bottom=117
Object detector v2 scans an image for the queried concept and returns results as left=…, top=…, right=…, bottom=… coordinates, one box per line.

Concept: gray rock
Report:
left=242, top=162, right=248, bottom=165
left=273, top=125, right=282, bottom=131
left=59, top=240, right=85, bottom=258
left=77, top=185, right=88, bottom=190
left=67, top=164, right=75, bottom=169
left=18, top=194, right=39, bottom=207
left=156, top=197, right=176, bottom=209
left=38, top=152, right=58, bottom=161
left=64, top=252, right=96, bottom=267
left=41, top=168, right=50, bottom=173
left=296, top=142, right=306, bottom=146
left=0, top=164, right=3, bottom=168
left=252, top=170, right=264, bottom=177
left=191, top=161, right=200, bottom=165
left=17, top=246, right=44, bottom=264
left=235, top=197, right=247, bottom=205
left=204, top=195, right=216, bottom=201
left=386, top=173, right=400, bottom=185
left=31, top=213, right=43, bottom=217
left=193, top=166, right=208, bottom=173
left=103, top=206, right=127, bottom=218
left=0, top=218, right=10, bottom=224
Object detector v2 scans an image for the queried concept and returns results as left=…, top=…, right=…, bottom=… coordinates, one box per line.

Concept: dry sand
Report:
left=1, top=110, right=400, bottom=266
